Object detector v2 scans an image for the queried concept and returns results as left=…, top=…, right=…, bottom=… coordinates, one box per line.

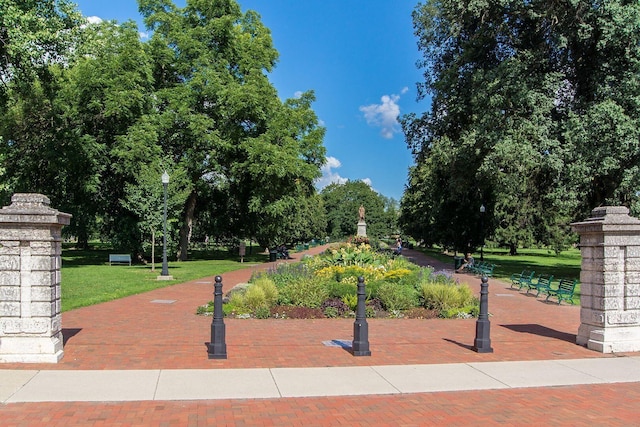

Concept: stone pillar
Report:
left=357, top=220, right=367, bottom=237
left=571, top=206, right=640, bottom=353
left=0, top=194, right=71, bottom=363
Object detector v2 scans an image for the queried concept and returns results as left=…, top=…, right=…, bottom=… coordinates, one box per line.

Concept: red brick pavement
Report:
left=1, top=245, right=639, bottom=425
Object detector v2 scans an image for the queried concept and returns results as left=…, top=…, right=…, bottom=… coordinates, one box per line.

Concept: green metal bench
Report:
left=510, top=270, right=535, bottom=290
left=468, top=261, right=486, bottom=274
left=530, top=274, right=554, bottom=296
left=477, top=263, right=495, bottom=277
left=547, top=278, right=577, bottom=305
left=109, top=254, right=131, bottom=266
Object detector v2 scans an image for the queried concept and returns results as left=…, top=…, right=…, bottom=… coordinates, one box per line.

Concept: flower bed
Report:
left=197, top=243, right=478, bottom=319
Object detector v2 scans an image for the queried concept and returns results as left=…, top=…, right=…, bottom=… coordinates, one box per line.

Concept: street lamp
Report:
left=158, top=171, right=173, bottom=280
left=479, top=204, right=486, bottom=261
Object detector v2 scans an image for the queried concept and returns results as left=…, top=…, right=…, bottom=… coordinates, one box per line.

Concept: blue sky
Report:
left=73, top=0, right=428, bottom=201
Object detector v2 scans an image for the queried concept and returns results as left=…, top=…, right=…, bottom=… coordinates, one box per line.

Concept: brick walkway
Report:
left=1, top=245, right=639, bottom=426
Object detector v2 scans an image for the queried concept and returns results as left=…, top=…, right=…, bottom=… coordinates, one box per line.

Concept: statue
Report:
left=357, top=205, right=367, bottom=237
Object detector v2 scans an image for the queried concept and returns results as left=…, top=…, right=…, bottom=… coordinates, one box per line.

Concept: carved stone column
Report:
left=571, top=206, right=640, bottom=353
left=0, top=194, right=71, bottom=363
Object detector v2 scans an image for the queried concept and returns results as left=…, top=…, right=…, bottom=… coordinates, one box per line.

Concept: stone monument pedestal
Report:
left=0, top=194, right=71, bottom=363
left=357, top=220, right=367, bottom=237
left=572, top=206, right=640, bottom=353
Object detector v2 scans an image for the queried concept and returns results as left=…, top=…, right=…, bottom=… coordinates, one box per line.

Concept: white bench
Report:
left=109, top=254, right=132, bottom=266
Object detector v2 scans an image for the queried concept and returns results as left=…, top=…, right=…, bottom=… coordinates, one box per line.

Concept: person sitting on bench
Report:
left=277, top=244, right=291, bottom=259
left=457, top=253, right=474, bottom=272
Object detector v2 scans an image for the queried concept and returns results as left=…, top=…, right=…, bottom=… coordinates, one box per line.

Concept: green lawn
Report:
left=416, top=246, right=582, bottom=303
left=61, top=247, right=266, bottom=312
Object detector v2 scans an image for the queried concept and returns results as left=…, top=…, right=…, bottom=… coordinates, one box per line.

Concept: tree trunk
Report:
left=509, top=242, right=518, bottom=256
left=151, top=229, right=155, bottom=271
left=177, top=190, right=197, bottom=261
left=76, top=220, right=89, bottom=250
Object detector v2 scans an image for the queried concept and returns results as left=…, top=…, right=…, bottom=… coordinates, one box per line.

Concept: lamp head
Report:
left=161, top=171, right=170, bottom=184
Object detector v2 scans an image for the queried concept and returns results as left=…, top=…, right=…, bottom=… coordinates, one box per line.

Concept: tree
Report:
left=0, top=19, right=155, bottom=248
left=321, top=180, right=396, bottom=240
left=0, top=0, right=82, bottom=107
left=139, top=0, right=325, bottom=257
left=0, top=0, right=327, bottom=256
left=401, top=0, right=640, bottom=253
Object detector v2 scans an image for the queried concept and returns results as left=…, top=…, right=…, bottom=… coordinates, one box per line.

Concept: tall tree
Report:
left=401, top=0, right=640, bottom=253
left=321, top=180, right=395, bottom=240
left=1, top=19, right=154, bottom=248
left=139, top=0, right=325, bottom=258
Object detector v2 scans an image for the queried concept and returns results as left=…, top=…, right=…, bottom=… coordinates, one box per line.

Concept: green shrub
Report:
left=420, top=282, right=475, bottom=312
left=440, top=305, right=479, bottom=319
left=327, top=281, right=357, bottom=298
left=196, top=301, right=214, bottom=315
left=224, top=292, right=251, bottom=316
left=323, top=306, right=340, bottom=318
left=264, top=263, right=313, bottom=288
left=244, top=285, right=267, bottom=311
left=279, top=277, right=329, bottom=308
left=342, top=294, right=358, bottom=311
left=377, top=282, right=418, bottom=311
left=252, top=277, right=278, bottom=306
left=254, top=305, right=271, bottom=319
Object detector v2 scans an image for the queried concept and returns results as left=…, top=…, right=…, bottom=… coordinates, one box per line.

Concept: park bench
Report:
left=546, top=278, right=577, bottom=304
left=510, top=270, right=535, bottom=290
left=109, top=254, right=131, bottom=266
left=468, top=261, right=485, bottom=274
left=526, top=274, right=554, bottom=296
left=477, top=263, right=495, bottom=277
left=468, top=261, right=495, bottom=277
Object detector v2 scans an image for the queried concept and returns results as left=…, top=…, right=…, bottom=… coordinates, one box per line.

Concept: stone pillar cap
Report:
left=571, top=205, right=640, bottom=232
left=0, top=193, right=72, bottom=225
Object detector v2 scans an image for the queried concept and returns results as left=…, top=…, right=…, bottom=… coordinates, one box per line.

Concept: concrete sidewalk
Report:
left=2, top=357, right=640, bottom=403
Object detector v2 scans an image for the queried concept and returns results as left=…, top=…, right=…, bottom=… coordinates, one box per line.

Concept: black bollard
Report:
left=352, top=276, right=371, bottom=356
left=207, top=275, right=227, bottom=359
left=473, top=276, right=493, bottom=353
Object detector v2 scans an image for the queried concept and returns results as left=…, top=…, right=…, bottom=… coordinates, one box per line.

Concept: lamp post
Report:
left=158, top=171, right=173, bottom=280
left=479, top=204, right=486, bottom=261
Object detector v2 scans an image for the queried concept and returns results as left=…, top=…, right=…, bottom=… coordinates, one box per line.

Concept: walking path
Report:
left=1, top=245, right=639, bottom=426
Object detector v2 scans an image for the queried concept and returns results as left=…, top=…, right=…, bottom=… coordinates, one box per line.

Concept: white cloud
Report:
left=315, top=156, right=347, bottom=190
left=86, top=16, right=103, bottom=25
left=359, top=88, right=408, bottom=139
left=139, top=32, right=150, bottom=40
left=315, top=156, right=375, bottom=192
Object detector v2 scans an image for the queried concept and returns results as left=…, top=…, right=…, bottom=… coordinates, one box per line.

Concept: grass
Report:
left=416, top=245, right=582, bottom=303
left=61, top=246, right=266, bottom=312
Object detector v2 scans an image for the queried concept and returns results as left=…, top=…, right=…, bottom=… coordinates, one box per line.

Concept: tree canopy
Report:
left=0, top=0, right=327, bottom=257
left=401, top=0, right=640, bottom=254
left=321, top=180, right=398, bottom=240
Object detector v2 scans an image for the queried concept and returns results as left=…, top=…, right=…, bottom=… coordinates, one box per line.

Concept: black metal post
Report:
left=473, top=276, right=493, bottom=353
left=352, top=276, right=371, bottom=356
left=208, top=275, right=227, bottom=359
left=161, top=180, right=169, bottom=276
left=480, top=205, right=485, bottom=262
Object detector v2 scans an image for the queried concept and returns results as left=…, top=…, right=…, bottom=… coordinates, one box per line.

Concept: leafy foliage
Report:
left=321, top=180, right=399, bottom=240
left=0, top=0, right=327, bottom=258
left=401, top=0, right=640, bottom=253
